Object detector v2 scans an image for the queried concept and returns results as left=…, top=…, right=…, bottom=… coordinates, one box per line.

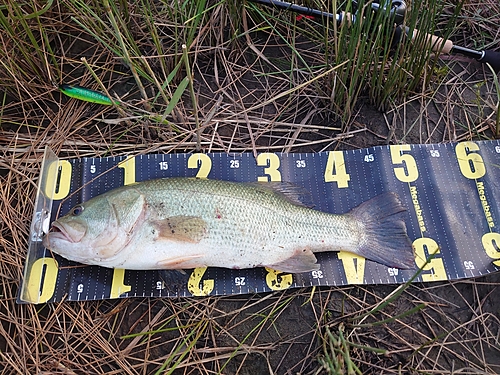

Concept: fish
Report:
left=42, top=178, right=416, bottom=273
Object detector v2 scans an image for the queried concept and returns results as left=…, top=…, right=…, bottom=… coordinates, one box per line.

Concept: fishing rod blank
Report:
left=248, top=0, right=343, bottom=22
left=248, top=0, right=500, bottom=72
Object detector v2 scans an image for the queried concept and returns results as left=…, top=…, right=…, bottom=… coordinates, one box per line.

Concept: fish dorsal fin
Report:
left=106, top=188, right=145, bottom=233
left=265, top=248, right=319, bottom=273
left=153, top=216, right=207, bottom=243
left=248, top=182, right=314, bottom=208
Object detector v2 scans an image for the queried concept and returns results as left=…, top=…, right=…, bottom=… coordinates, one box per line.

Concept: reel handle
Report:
left=406, top=27, right=454, bottom=53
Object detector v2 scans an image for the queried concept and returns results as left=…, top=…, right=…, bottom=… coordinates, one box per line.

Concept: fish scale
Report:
left=145, top=179, right=351, bottom=259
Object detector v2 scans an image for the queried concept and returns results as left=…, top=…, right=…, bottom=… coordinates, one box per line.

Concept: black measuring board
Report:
left=18, top=141, right=500, bottom=303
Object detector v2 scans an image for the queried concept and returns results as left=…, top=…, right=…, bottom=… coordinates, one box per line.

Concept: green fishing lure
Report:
left=59, top=84, right=116, bottom=105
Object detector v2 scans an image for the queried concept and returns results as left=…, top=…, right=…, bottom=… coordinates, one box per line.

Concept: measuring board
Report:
left=18, top=141, right=500, bottom=304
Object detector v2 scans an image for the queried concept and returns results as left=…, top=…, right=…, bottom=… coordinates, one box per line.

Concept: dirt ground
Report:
left=1, top=1, right=500, bottom=374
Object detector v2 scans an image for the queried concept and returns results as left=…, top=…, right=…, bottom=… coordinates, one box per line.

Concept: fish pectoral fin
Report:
left=153, top=216, right=207, bottom=243
left=265, top=248, right=319, bottom=273
left=157, top=255, right=204, bottom=269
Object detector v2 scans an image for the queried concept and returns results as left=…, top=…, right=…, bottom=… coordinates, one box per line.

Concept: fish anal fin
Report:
left=265, top=248, right=319, bottom=273
left=157, top=254, right=204, bottom=269
left=153, top=216, right=207, bottom=243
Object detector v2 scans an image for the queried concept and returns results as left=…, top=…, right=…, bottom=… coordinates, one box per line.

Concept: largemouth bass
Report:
left=43, top=178, right=416, bottom=272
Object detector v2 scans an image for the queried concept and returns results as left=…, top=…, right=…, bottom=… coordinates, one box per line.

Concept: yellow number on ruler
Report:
left=324, top=151, right=350, bottom=187
left=23, top=257, right=59, bottom=303
left=482, top=232, right=500, bottom=266
left=118, top=156, right=136, bottom=185
left=265, top=267, right=293, bottom=290
left=45, top=160, right=72, bottom=200
left=188, top=153, right=212, bottom=178
left=390, top=145, right=419, bottom=183
left=337, top=252, right=365, bottom=284
left=413, top=237, right=447, bottom=281
left=455, top=142, right=486, bottom=179
left=110, top=269, right=132, bottom=298
left=257, top=153, right=281, bottom=182
left=188, top=267, right=214, bottom=296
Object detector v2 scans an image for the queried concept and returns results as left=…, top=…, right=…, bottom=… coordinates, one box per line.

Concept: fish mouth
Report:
left=49, top=222, right=75, bottom=243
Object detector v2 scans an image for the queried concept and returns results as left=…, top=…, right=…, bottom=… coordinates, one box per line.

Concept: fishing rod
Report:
left=248, top=0, right=405, bottom=25
left=247, top=0, right=500, bottom=73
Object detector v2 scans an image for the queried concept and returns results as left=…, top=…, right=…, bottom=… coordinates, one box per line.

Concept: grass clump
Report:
left=317, top=323, right=385, bottom=375
left=320, top=0, right=460, bottom=117
left=0, top=1, right=57, bottom=99
left=235, top=0, right=462, bottom=127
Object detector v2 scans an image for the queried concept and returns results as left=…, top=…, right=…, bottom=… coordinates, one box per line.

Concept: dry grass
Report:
left=1, top=0, right=500, bottom=374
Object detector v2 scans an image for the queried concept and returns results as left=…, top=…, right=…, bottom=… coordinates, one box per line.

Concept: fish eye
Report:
left=70, top=205, right=84, bottom=216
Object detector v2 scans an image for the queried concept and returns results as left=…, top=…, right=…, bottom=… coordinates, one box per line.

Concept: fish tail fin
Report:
left=349, top=192, right=416, bottom=269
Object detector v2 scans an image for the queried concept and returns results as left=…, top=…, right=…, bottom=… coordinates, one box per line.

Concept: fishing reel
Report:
left=349, top=0, right=407, bottom=26
left=346, top=0, right=408, bottom=51
left=373, top=0, right=406, bottom=25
